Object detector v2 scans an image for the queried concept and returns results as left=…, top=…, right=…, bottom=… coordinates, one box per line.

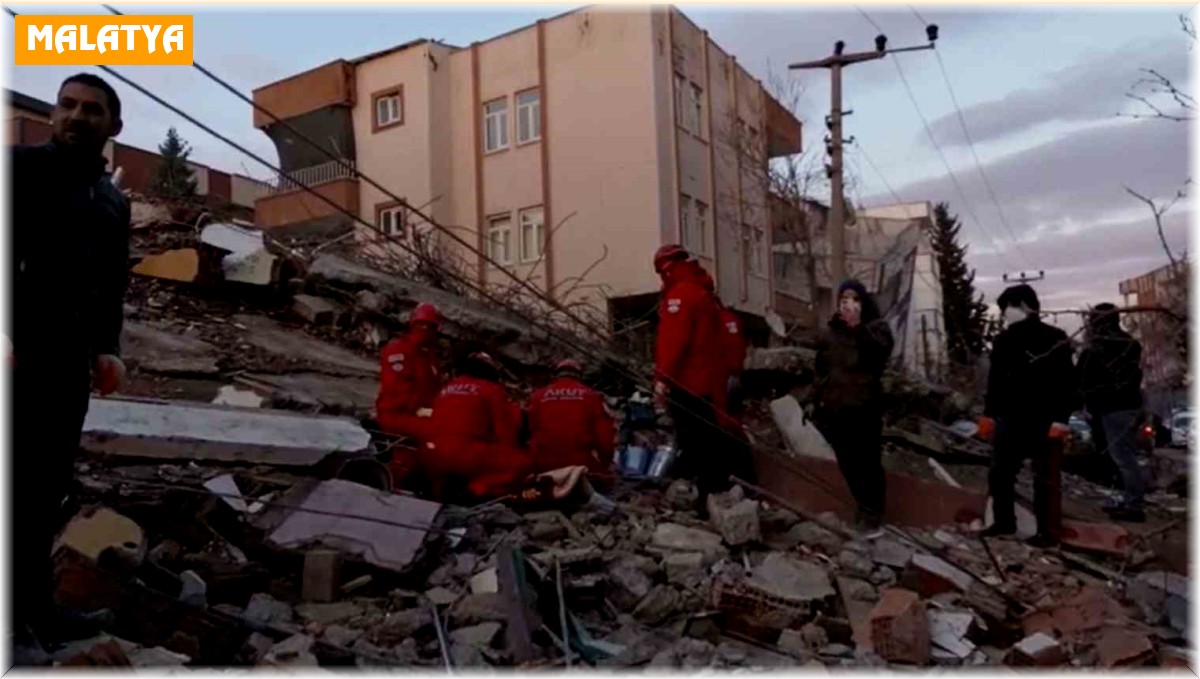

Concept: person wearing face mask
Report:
left=377, top=303, right=443, bottom=445
left=983, top=284, right=1077, bottom=547
left=811, top=280, right=895, bottom=530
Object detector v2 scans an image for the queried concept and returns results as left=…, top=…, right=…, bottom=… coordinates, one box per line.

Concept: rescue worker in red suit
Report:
left=376, top=302, right=443, bottom=442
left=687, top=262, right=748, bottom=418
left=653, top=245, right=754, bottom=507
left=423, top=352, right=534, bottom=502
left=528, top=359, right=615, bottom=476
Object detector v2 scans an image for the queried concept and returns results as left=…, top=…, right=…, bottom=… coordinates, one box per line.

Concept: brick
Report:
left=1021, top=586, right=1126, bottom=638
left=1096, top=627, right=1154, bottom=668
left=1060, top=520, right=1131, bottom=557
left=904, top=553, right=973, bottom=598
left=301, top=550, right=341, bottom=603
left=869, top=588, right=930, bottom=665
left=1005, top=632, right=1066, bottom=667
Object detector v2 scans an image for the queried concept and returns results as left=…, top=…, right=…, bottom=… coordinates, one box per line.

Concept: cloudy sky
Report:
left=4, top=3, right=1193, bottom=329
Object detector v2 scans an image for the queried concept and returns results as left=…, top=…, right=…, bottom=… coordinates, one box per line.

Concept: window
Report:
left=741, top=223, right=753, bottom=280
left=516, top=90, right=541, bottom=144
left=751, top=227, right=766, bottom=275
left=674, top=73, right=688, bottom=131
left=679, top=194, right=692, bottom=247
left=372, top=87, right=403, bottom=131
left=694, top=200, right=709, bottom=255
left=688, top=83, right=703, bottom=134
left=519, top=207, right=545, bottom=262
left=484, top=98, right=509, bottom=152
left=378, top=205, right=407, bottom=239
left=488, top=215, right=512, bottom=265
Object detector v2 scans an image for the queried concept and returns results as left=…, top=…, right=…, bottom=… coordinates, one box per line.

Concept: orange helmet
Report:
left=653, top=244, right=689, bottom=274
left=410, top=302, right=442, bottom=326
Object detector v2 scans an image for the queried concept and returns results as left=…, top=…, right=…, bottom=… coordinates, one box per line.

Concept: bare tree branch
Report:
left=1124, top=180, right=1190, bottom=271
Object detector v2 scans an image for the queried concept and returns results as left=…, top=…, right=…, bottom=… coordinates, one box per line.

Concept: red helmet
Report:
left=410, top=302, right=442, bottom=326
left=555, top=359, right=582, bottom=374
left=653, top=244, right=689, bottom=274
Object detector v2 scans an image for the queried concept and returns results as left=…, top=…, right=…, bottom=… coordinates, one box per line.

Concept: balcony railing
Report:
left=270, top=159, right=357, bottom=194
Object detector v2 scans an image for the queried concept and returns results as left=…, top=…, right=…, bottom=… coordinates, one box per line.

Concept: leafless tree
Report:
left=1121, top=10, right=1195, bottom=122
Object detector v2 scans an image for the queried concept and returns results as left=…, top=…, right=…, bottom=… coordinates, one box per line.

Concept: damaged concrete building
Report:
left=250, top=5, right=803, bottom=350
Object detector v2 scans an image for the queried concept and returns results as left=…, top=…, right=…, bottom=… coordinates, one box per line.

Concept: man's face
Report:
left=52, top=82, right=122, bottom=152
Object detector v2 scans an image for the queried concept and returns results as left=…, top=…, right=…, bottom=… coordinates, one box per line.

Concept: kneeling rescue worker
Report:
left=528, top=359, right=615, bottom=476
left=423, top=352, right=533, bottom=502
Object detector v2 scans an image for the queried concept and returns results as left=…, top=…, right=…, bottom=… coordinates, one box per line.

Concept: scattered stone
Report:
left=1005, top=632, right=1065, bottom=667
left=244, top=593, right=293, bottom=626
left=322, top=624, right=362, bottom=648
left=819, top=643, right=854, bottom=658
left=374, top=608, right=433, bottom=646
left=448, top=593, right=507, bottom=627
left=244, top=632, right=275, bottom=662
left=426, top=587, right=461, bottom=606
left=776, top=628, right=808, bottom=655
left=664, top=480, right=699, bottom=511
left=869, top=588, right=930, bottom=665
left=178, top=570, right=207, bottom=608
left=749, top=553, right=836, bottom=603
left=838, top=549, right=875, bottom=578
left=786, top=522, right=843, bottom=553
left=706, top=489, right=761, bottom=546
left=1127, top=570, right=1188, bottom=633
left=469, top=568, right=499, bottom=594
left=871, top=566, right=898, bottom=587
left=293, top=294, right=341, bottom=325
left=1096, top=627, right=1155, bottom=667
left=449, top=622, right=502, bottom=650
left=260, top=634, right=319, bottom=667
left=608, top=557, right=655, bottom=611
left=800, top=622, right=829, bottom=650
left=295, top=601, right=364, bottom=626
left=650, top=637, right=716, bottom=668
left=662, top=551, right=707, bottom=589
left=839, top=577, right=879, bottom=602
left=904, top=553, right=974, bottom=597
left=633, top=585, right=681, bottom=625
left=651, top=523, right=726, bottom=559
left=871, top=537, right=915, bottom=569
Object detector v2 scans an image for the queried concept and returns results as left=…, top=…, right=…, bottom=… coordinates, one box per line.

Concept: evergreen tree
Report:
left=151, top=127, right=198, bottom=202
left=930, top=202, right=989, bottom=366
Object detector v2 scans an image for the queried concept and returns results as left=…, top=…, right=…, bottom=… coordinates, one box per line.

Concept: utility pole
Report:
left=1001, top=271, right=1046, bottom=284
left=790, top=25, right=939, bottom=318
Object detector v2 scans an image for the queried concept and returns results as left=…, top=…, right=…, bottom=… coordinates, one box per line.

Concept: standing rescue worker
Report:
left=423, top=353, right=533, bottom=502
left=11, top=74, right=130, bottom=653
left=376, top=302, right=443, bottom=442
left=1077, top=303, right=1145, bottom=522
left=688, top=262, right=747, bottom=417
left=528, top=359, right=615, bottom=475
left=983, top=284, right=1076, bottom=547
left=653, top=245, right=746, bottom=505
left=811, top=280, right=895, bottom=530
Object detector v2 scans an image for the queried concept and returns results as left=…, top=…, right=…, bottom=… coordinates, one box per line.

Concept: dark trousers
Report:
left=11, top=356, right=91, bottom=634
left=988, top=417, right=1061, bottom=539
left=668, top=389, right=754, bottom=502
left=817, top=405, right=885, bottom=521
left=1099, top=409, right=1145, bottom=507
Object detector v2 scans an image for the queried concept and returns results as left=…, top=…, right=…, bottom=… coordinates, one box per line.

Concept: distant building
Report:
left=1119, top=261, right=1190, bottom=415
left=250, top=6, right=803, bottom=335
left=6, top=89, right=269, bottom=220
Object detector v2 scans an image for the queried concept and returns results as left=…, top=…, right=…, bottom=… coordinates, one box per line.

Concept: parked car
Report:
left=1065, top=413, right=1094, bottom=456
left=1169, top=410, right=1193, bottom=449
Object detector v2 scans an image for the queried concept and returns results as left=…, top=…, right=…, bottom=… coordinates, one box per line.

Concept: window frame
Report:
left=515, top=88, right=542, bottom=145
left=694, top=200, right=710, bottom=255
left=483, top=97, right=510, bottom=153
left=674, top=72, right=689, bottom=132
left=688, top=82, right=703, bottom=136
left=375, top=201, right=408, bottom=240
left=518, top=205, right=545, bottom=263
left=371, top=85, right=404, bottom=133
left=487, top=213, right=514, bottom=266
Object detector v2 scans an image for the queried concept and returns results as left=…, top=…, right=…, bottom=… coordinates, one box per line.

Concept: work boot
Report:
left=1024, top=533, right=1060, bottom=549
left=1104, top=504, right=1147, bottom=523
left=979, top=523, right=1016, bottom=539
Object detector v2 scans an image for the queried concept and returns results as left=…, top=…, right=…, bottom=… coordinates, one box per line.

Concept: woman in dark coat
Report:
left=812, top=280, right=895, bottom=529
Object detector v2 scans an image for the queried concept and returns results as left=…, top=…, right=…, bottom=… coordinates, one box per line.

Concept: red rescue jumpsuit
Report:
left=528, top=377, right=615, bottom=475
left=424, top=375, right=533, bottom=500
left=687, top=264, right=746, bottom=432
left=376, top=332, right=440, bottom=441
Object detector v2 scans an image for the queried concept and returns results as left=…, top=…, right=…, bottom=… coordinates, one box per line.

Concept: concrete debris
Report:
left=662, top=552, right=707, bottom=589
left=928, top=610, right=975, bottom=659
left=295, top=601, right=363, bottom=626
left=199, top=222, right=279, bottom=286
left=426, top=587, right=461, bottom=606
left=904, top=553, right=974, bottom=597
left=838, top=548, right=875, bottom=579
left=178, top=570, right=208, bottom=608
left=871, top=537, right=915, bottom=569
left=470, top=568, right=499, bottom=594
left=81, top=397, right=371, bottom=465
left=321, top=625, right=362, bottom=648
left=1096, top=627, right=1155, bottom=667
left=449, top=622, right=502, bottom=666
left=123, top=321, right=221, bottom=375
left=869, top=588, right=930, bottom=665
left=268, top=480, right=440, bottom=572
left=749, top=553, right=836, bottom=603
left=633, top=584, right=682, bottom=625
left=785, top=521, right=844, bottom=553
left=294, top=294, right=342, bottom=326
left=260, top=633, right=319, bottom=667
left=706, top=488, right=761, bottom=546
left=650, top=637, right=716, bottom=668
left=664, top=479, right=699, bottom=511
left=132, top=248, right=200, bottom=283
left=302, top=550, right=342, bottom=603
left=609, top=557, right=655, bottom=611
left=1127, top=570, right=1188, bottom=633
left=54, top=507, right=146, bottom=565
left=244, top=593, right=295, bottom=626
left=127, top=645, right=191, bottom=667
left=1005, top=632, right=1065, bottom=667
left=839, top=577, right=879, bottom=602
left=212, top=385, right=264, bottom=408
left=770, top=395, right=837, bottom=461
left=650, top=523, right=727, bottom=560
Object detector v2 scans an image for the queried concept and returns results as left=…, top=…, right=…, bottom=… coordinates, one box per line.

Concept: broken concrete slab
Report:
left=1127, top=570, right=1189, bottom=632
left=706, top=490, right=761, bottom=546
left=928, top=610, right=975, bottom=660
left=238, top=372, right=378, bottom=416
left=839, top=578, right=879, bottom=603
left=447, top=593, right=508, bottom=628
left=233, top=314, right=375, bottom=377
left=127, top=645, right=191, bottom=667
left=838, top=549, right=875, bottom=579
left=267, top=479, right=440, bottom=573
left=244, top=593, right=294, bottom=626
left=1096, top=627, right=1155, bottom=667
left=296, top=601, right=364, bottom=626
left=869, top=588, right=930, bottom=665
left=785, top=521, right=844, bottom=553
left=260, top=633, right=319, bottom=667
left=178, top=570, right=207, bottom=608
left=608, top=557, right=655, bottom=611
left=122, top=322, right=220, bottom=375
left=871, top=537, right=915, bottom=569
left=449, top=621, right=502, bottom=653
left=1005, top=632, right=1065, bottom=667
left=662, top=552, right=707, bottom=589
left=81, top=397, right=371, bottom=466
left=132, top=248, right=199, bottom=283
left=748, top=553, right=836, bottom=604
left=650, top=523, right=726, bottom=560
left=212, top=385, right=264, bottom=408
left=426, top=587, right=461, bottom=606
left=470, top=568, right=499, bottom=594
left=294, top=294, right=342, bottom=326
left=199, top=222, right=279, bottom=286
left=322, top=625, right=362, bottom=648
left=55, top=507, right=146, bottom=565
left=770, top=396, right=836, bottom=461
left=904, top=553, right=974, bottom=598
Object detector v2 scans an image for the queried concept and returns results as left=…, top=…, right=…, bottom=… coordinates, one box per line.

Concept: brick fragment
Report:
left=869, top=588, right=930, bottom=665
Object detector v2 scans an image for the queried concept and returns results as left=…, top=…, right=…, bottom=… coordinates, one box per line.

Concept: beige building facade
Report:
left=252, top=6, right=802, bottom=328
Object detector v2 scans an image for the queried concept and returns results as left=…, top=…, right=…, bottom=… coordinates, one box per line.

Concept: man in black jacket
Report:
left=10, top=74, right=130, bottom=652
left=1077, top=303, right=1145, bottom=522
left=983, top=284, right=1076, bottom=547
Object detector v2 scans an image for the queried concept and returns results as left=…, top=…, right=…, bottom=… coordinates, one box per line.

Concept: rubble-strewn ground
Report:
left=33, top=201, right=1191, bottom=669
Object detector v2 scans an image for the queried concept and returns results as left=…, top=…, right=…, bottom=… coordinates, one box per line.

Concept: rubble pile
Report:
left=48, top=450, right=1190, bottom=669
